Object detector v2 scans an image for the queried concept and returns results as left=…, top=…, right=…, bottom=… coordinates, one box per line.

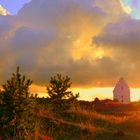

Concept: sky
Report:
left=0, top=0, right=140, bottom=101
left=120, top=0, right=140, bottom=19
left=0, top=0, right=31, bottom=15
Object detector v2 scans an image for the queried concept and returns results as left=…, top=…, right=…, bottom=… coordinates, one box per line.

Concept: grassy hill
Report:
left=35, top=99, right=140, bottom=140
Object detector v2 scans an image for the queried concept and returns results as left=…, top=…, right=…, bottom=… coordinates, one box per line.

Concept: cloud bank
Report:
left=0, top=0, right=139, bottom=88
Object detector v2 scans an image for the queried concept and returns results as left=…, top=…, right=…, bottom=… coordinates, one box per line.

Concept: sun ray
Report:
left=120, top=0, right=132, bottom=14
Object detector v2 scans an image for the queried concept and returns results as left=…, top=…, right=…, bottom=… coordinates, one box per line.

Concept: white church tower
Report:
left=113, top=78, right=130, bottom=103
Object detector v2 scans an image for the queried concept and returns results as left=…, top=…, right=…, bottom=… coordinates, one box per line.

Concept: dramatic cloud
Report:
left=94, top=18, right=140, bottom=87
left=1, top=0, right=139, bottom=88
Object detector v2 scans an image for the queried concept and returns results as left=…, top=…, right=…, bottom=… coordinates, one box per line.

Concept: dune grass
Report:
left=1, top=99, right=140, bottom=140
left=36, top=103, right=140, bottom=140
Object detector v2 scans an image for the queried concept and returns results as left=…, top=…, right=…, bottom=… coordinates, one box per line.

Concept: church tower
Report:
left=113, top=78, right=130, bottom=103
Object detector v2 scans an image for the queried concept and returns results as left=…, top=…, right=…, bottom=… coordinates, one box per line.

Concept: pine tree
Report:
left=47, top=74, right=79, bottom=111
left=0, top=67, right=35, bottom=139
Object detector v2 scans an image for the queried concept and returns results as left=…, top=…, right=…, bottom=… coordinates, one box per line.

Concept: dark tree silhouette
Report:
left=0, top=67, right=35, bottom=139
left=93, top=97, right=100, bottom=104
left=47, top=74, right=79, bottom=110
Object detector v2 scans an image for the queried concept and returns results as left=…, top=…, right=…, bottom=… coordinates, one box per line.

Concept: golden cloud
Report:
left=0, top=5, right=10, bottom=16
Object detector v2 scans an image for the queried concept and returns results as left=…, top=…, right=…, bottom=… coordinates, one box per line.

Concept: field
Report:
left=35, top=99, right=140, bottom=140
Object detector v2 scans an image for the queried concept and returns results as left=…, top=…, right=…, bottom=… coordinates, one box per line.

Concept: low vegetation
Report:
left=0, top=67, right=140, bottom=140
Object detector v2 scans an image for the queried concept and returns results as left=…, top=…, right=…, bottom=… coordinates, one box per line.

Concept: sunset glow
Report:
left=29, top=84, right=140, bottom=102
left=1, top=1, right=140, bottom=139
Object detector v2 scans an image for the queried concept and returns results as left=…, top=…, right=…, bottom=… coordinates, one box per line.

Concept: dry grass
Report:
left=68, top=107, right=130, bottom=124
left=30, top=105, right=140, bottom=140
left=78, top=122, right=101, bottom=133
left=37, top=107, right=101, bottom=134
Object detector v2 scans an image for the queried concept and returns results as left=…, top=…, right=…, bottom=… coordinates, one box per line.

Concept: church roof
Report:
left=113, top=77, right=130, bottom=92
